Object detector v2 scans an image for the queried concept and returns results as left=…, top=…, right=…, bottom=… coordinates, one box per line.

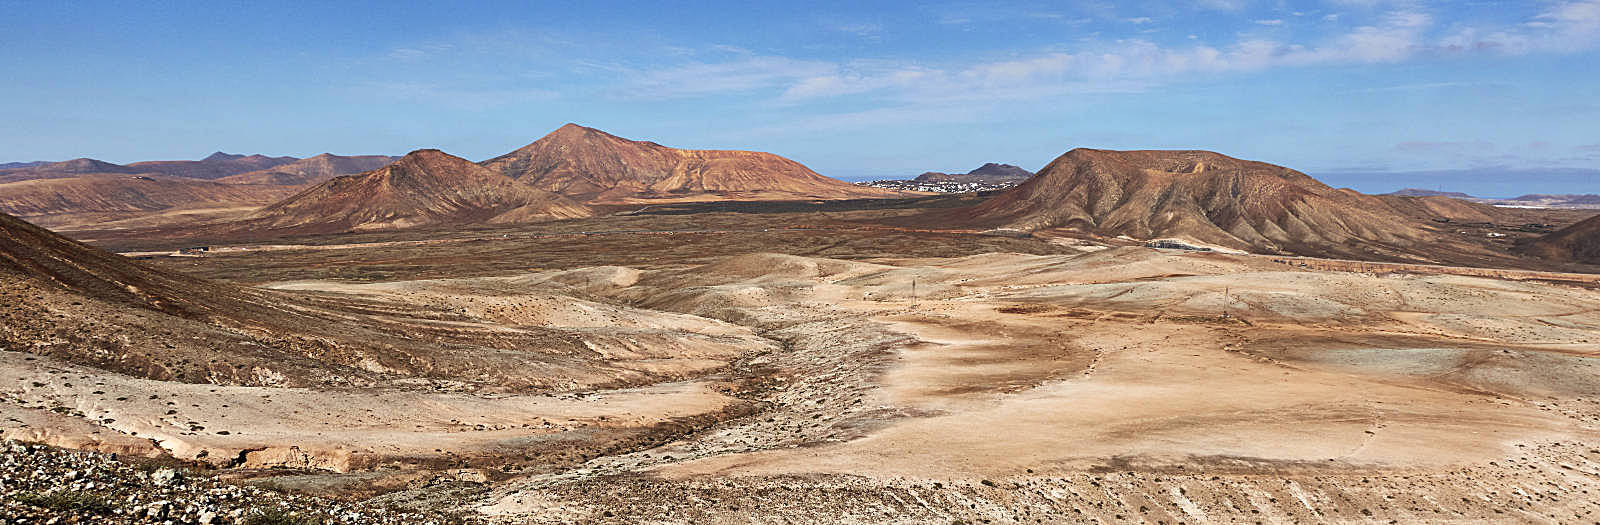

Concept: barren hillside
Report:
left=245, top=149, right=591, bottom=232
left=482, top=123, right=910, bottom=203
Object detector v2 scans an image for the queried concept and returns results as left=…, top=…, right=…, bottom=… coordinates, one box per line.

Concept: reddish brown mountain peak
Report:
left=482, top=125, right=909, bottom=204
left=246, top=147, right=589, bottom=232
left=937, top=148, right=1440, bottom=256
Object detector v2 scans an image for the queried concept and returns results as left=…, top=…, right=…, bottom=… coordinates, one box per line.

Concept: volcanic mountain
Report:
left=0, top=174, right=303, bottom=223
left=0, top=158, right=143, bottom=183
left=1517, top=213, right=1600, bottom=264
left=246, top=149, right=590, bottom=232
left=481, top=123, right=908, bottom=204
left=914, top=163, right=1034, bottom=184
left=1385, top=188, right=1476, bottom=199
left=938, top=148, right=1483, bottom=255
left=125, top=152, right=298, bottom=180
left=219, top=153, right=400, bottom=186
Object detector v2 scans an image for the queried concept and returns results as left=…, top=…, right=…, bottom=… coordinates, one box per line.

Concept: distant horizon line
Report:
left=6, top=149, right=1597, bottom=198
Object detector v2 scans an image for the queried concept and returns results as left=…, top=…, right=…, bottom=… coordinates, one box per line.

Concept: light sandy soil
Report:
left=1, top=351, right=740, bottom=472
left=477, top=249, right=1600, bottom=522
left=8, top=246, right=1600, bottom=522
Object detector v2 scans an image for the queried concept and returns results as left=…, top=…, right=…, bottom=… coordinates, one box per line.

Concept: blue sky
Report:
left=2, top=0, right=1598, bottom=195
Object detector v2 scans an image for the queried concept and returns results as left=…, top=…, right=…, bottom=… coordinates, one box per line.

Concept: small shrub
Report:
left=244, top=507, right=324, bottom=525
left=13, top=490, right=116, bottom=515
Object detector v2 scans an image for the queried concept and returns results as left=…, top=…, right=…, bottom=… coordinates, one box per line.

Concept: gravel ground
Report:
left=0, top=440, right=474, bottom=524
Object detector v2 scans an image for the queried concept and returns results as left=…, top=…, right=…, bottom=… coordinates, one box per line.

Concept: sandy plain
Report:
left=10, top=231, right=1600, bottom=522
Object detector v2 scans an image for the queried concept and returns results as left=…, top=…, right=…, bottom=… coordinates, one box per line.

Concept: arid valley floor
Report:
left=4, top=198, right=1600, bottom=523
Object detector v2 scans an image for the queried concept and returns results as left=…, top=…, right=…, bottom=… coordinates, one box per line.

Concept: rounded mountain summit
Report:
left=482, top=123, right=908, bottom=204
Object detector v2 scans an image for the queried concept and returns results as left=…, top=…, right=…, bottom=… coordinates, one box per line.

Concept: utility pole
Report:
left=1222, top=286, right=1230, bottom=319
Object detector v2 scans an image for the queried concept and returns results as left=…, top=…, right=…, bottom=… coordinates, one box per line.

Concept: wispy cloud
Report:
left=1394, top=140, right=1495, bottom=153
left=625, top=56, right=836, bottom=99
left=1343, top=81, right=1511, bottom=93
left=357, top=81, right=559, bottom=108
left=373, top=1, right=1600, bottom=131
left=834, top=22, right=884, bottom=40
left=1194, top=0, right=1248, bottom=11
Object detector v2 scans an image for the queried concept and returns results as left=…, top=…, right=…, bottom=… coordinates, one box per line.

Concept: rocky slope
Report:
left=246, top=149, right=590, bottom=232
left=939, top=148, right=1493, bottom=255
left=481, top=123, right=907, bottom=203
left=0, top=441, right=464, bottom=524
left=219, top=153, right=399, bottom=186
left=1517, top=212, right=1600, bottom=263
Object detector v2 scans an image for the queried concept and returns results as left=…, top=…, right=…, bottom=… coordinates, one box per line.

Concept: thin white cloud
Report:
left=1255, top=19, right=1285, bottom=26
left=358, top=81, right=559, bottom=108
left=1344, top=81, right=1510, bottom=93
left=626, top=56, right=836, bottom=99
left=1195, top=0, right=1248, bottom=10
left=1394, top=140, right=1495, bottom=154
left=834, top=23, right=884, bottom=39
left=600, top=1, right=1600, bottom=129
left=1437, top=0, right=1600, bottom=54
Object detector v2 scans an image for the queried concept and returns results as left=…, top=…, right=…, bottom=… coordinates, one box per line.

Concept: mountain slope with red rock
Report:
left=482, top=123, right=909, bottom=204
left=938, top=148, right=1510, bottom=257
left=245, top=149, right=590, bottom=232
left=0, top=174, right=301, bottom=219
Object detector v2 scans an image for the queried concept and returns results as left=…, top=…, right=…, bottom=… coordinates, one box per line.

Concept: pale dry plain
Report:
left=7, top=245, right=1600, bottom=522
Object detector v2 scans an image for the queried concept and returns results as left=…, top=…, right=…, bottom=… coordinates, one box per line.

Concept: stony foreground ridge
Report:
left=0, top=440, right=469, bottom=523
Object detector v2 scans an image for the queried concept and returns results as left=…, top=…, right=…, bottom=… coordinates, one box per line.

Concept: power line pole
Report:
left=1222, top=286, right=1230, bottom=319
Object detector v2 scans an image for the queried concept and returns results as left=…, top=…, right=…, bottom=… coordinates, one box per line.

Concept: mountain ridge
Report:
left=914, top=163, right=1033, bottom=184
left=482, top=123, right=910, bottom=204
left=927, top=148, right=1510, bottom=258
left=244, top=149, right=590, bottom=232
